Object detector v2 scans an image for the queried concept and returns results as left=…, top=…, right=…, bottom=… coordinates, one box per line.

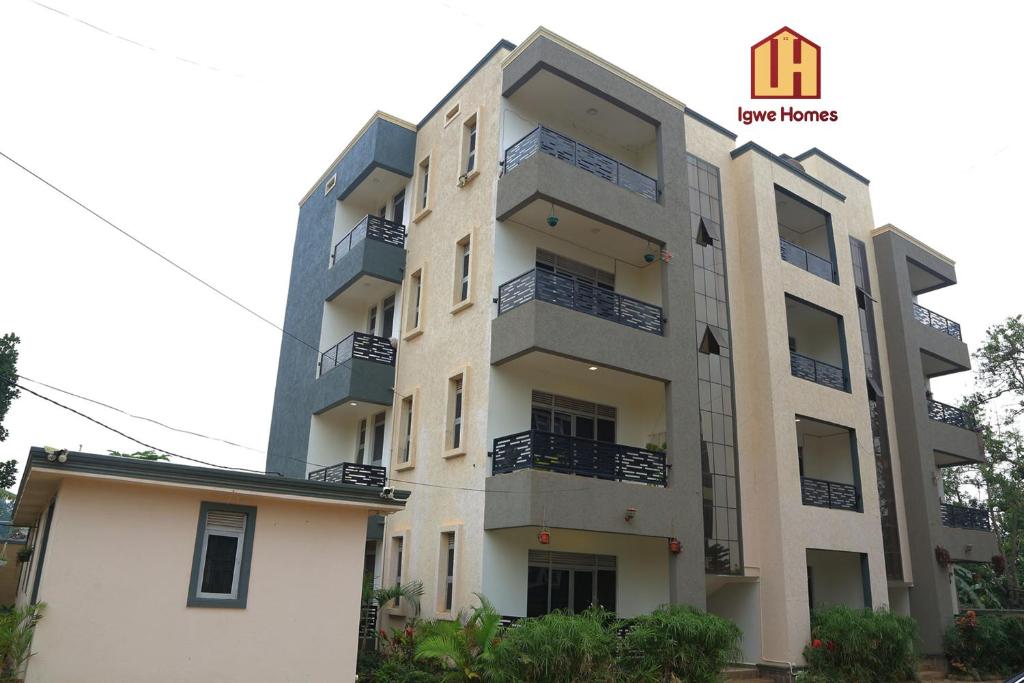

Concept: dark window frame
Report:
left=187, top=502, right=257, bottom=609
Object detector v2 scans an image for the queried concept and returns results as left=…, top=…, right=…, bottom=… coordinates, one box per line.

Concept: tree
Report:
left=108, top=450, right=168, bottom=461
left=0, top=334, right=22, bottom=490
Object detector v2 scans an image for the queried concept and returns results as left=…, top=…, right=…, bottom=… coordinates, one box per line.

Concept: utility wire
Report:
left=0, top=150, right=321, bottom=357
left=16, top=374, right=264, bottom=453
left=1, top=375, right=274, bottom=475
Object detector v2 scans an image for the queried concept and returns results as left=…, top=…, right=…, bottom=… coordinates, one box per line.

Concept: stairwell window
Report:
left=452, top=235, right=473, bottom=312
left=392, top=536, right=404, bottom=607
left=440, top=531, right=456, bottom=612
left=414, top=156, right=431, bottom=221
left=445, top=371, right=467, bottom=456
left=404, top=268, right=424, bottom=339
left=187, top=503, right=256, bottom=609
left=460, top=112, right=479, bottom=182
left=397, top=394, right=416, bottom=467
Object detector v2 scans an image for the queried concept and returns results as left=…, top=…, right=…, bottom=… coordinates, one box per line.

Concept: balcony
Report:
left=940, top=503, right=991, bottom=531
left=780, top=237, right=835, bottom=282
left=927, top=399, right=978, bottom=431
left=312, top=332, right=395, bottom=414
left=912, top=304, right=962, bottom=341
left=801, top=477, right=859, bottom=511
left=320, top=332, right=396, bottom=377
left=791, top=351, right=847, bottom=391
left=308, top=462, right=387, bottom=488
left=325, top=214, right=406, bottom=301
left=492, top=430, right=667, bottom=487
left=498, top=268, right=663, bottom=335
left=505, top=126, right=657, bottom=202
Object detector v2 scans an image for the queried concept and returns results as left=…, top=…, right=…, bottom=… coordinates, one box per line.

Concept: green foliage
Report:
left=0, top=603, right=44, bottom=681
left=364, top=576, right=425, bottom=616
left=944, top=610, right=1024, bottom=677
left=414, top=594, right=504, bottom=682
left=0, top=334, right=20, bottom=444
left=800, top=606, right=917, bottom=683
left=953, top=563, right=1004, bottom=609
left=490, top=608, right=619, bottom=683
left=618, top=605, right=741, bottom=683
left=361, top=624, right=442, bottom=682
left=108, top=450, right=169, bottom=461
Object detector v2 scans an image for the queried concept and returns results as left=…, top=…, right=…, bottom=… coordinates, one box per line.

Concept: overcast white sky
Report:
left=1, top=0, right=1020, bottom=482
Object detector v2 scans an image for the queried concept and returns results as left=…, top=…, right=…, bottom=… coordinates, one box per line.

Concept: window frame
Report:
left=451, top=233, right=474, bottom=313
left=437, top=529, right=459, bottom=614
left=395, top=389, right=418, bottom=470
left=459, top=111, right=480, bottom=184
left=413, top=155, right=432, bottom=222
left=187, top=502, right=257, bottom=609
left=403, top=267, right=425, bottom=340
left=444, top=368, right=468, bottom=458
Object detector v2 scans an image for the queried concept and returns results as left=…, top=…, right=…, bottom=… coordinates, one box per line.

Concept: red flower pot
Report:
left=538, top=530, right=550, bottom=544
left=668, top=538, right=682, bottom=554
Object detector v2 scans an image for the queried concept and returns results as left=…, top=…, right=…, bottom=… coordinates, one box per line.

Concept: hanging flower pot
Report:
left=668, top=538, right=682, bottom=554
left=538, top=529, right=550, bottom=545
left=935, top=545, right=952, bottom=568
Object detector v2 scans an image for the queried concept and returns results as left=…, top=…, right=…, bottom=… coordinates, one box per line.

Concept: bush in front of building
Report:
left=944, top=609, right=1024, bottom=678
left=800, top=605, right=918, bottom=683
left=488, top=607, right=620, bottom=682
left=616, top=605, right=742, bottom=683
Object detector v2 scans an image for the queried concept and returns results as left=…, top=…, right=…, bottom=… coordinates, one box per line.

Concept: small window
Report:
left=442, top=531, right=456, bottom=612
left=444, top=103, right=461, bottom=126
left=461, top=113, right=478, bottom=177
left=188, top=503, right=256, bottom=609
left=447, top=373, right=465, bottom=453
left=392, top=191, right=405, bottom=226
left=323, top=174, right=336, bottom=196
left=371, top=412, right=386, bottom=465
left=356, top=418, right=367, bottom=464
left=417, top=157, right=431, bottom=213
left=699, top=326, right=721, bottom=355
left=696, top=218, right=715, bottom=246
left=406, top=269, right=424, bottom=334
left=367, top=305, right=378, bottom=335
left=453, top=236, right=472, bottom=306
left=399, top=395, right=415, bottom=464
left=382, top=295, right=396, bottom=338
left=392, top=537, right=404, bottom=606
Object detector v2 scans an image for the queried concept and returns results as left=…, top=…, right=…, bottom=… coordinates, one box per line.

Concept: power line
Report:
left=2, top=375, right=274, bottom=475
left=0, top=150, right=321, bottom=357
left=16, top=374, right=264, bottom=453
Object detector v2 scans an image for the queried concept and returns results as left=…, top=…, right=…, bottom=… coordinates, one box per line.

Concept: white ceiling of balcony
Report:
left=776, top=192, right=828, bottom=234
left=501, top=351, right=665, bottom=398
left=506, top=199, right=660, bottom=267
left=509, top=69, right=657, bottom=152
left=344, top=166, right=409, bottom=212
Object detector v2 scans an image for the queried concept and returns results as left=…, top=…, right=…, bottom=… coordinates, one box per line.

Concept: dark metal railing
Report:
left=801, top=476, right=860, bottom=511
left=497, top=268, right=663, bottom=335
left=319, top=332, right=396, bottom=377
left=790, top=351, right=847, bottom=391
left=940, top=503, right=991, bottom=531
left=308, top=461, right=387, bottom=488
left=358, top=604, right=379, bottom=647
left=504, top=125, right=658, bottom=201
left=492, top=429, right=667, bottom=487
left=780, top=238, right=835, bottom=282
left=331, top=214, right=406, bottom=266
left=912, top=303, right=962, bottom=341
left=927, top=398, right=979, bottom=431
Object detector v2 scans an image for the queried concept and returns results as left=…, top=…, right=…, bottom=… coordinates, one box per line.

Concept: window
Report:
left=367, top=305, right=378, bottom=335
left=441, top=531, right=456, bottom=612
left=323, top=173, right=336, bottom=196
left=417, top=157, right=430, bottom=213
left=462, top=114, right=478, bottom=176
left=392, top=191, right=405, bottom=226
left=527, top=551, right=615, bottom=617
left=530, top=390, right=616, bottom=443
left=382, top=295, right=396, bottom=338
left=446, top=373, right=465, bottom=454
left=453, top=235, right=472, bottom=307
left=392, top=537, right=404, bottom=607
left=371, top=412, right=386, bottom=465
left=405, top=268, right=424, bottom=336
left=356, top=418, right=367, bottom=464
left=398, top=395, right=415, bottom=464
left=444, top=103, right=461, bottom=126
left=188, top=503, right=256, bottom=609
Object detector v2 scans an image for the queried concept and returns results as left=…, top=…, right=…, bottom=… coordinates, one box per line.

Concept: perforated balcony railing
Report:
left=497, top=268, right=664, bottom=335
left=331, top=215, right=406, bottom=266
left=491, top=430, right=667, bottom=487
left=927, top=399, right=979, bottom=431
left=940, top=503, right=991, bottom=531
left=790, top=351, right=847, bottom=391
left=319, top=332, right=396, bottom=377
left=801, top=476, right=859, bottom=511
left=503, top=125, right=658, bottom=201
left=912, top=303, right=962, bottom=341
left=308, top=462, right=386, bottom=488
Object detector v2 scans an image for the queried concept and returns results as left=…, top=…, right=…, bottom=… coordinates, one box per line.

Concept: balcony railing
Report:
left=790, top=351, right=847, bottom=391
left=780, top=238, right=835, bottom=282
left=308, top=461, right=387, bottom=488
left=927, top=398, right=979, bottom=431
left=940, top=503, right=991, bottom=531
left=503, top=125, right=658, bottom=201
left=497, top=268, right=664, bottom=335
left=331, top=214, right=406, bottom=266
left=319, top=332, right=396, bottom=377
left=801, top=476, right=859, bottom=511
left=492, top=429, right=667, bottom=487
left=912, top=303, right=962, bottom=341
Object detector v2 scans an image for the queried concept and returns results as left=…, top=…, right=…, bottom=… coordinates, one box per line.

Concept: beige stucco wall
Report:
left=19, top=475, right=371, bottom=683
left=0, top=542, right=25, bottom=606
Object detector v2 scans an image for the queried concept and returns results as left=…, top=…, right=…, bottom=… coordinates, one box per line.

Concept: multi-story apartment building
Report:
left=266, top=28, right=998, bottom=669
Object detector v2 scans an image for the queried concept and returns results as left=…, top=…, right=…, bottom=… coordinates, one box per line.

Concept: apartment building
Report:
left=266, top=27, right=997, bottom=667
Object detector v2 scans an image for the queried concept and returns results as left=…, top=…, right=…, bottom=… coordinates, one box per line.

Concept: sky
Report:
left=1, top=0, right=1021, bottom=483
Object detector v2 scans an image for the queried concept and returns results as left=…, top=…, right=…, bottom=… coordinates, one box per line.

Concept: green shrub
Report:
left=414, top=595, right=504, bottom=681
left=488, top=608, right=619, bottom=683
left=617, top=605, right=741, bottom=683
left=801, top=606, right=917, bottom=683
left=0, top=603, right=44, bottom=682
left=944, top=610, right=1024, bottom=677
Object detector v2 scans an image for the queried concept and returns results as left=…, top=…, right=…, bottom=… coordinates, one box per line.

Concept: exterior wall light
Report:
left=668, top=538, right=682, bottom=554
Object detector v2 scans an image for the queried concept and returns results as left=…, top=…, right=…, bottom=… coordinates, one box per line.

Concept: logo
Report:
left=751, top=27, right=820, bottom=99
left=738, top=27, right=837, bottom=126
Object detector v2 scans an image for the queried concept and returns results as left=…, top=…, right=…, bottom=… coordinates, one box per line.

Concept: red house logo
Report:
left=751, top=27, right=820, bottom=99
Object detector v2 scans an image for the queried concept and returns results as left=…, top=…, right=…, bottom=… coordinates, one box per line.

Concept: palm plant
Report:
left=414, top=593, right=504, bottom=681
left=0, top=603, right=44, bottom=682
left=362, top=573, right=425, bottom=616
